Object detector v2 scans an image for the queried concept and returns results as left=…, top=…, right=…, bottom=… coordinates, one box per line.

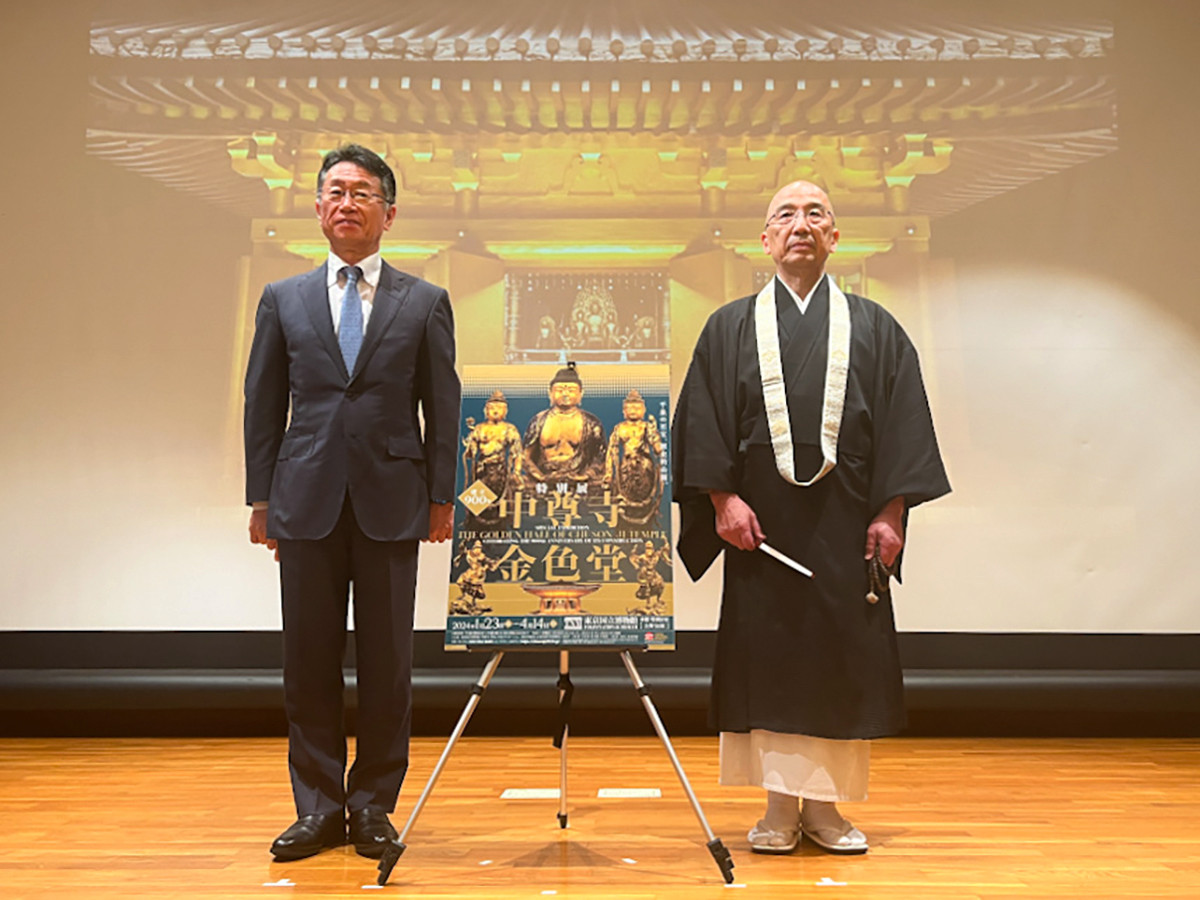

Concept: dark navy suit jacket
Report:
left=244, top=261, right=460, bottom=541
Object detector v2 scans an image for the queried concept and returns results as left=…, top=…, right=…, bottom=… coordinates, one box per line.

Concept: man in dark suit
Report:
left=244, top=144, right=460, bottom=861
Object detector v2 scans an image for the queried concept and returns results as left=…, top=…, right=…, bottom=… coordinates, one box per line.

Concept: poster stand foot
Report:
left=378, top=648, right=734, bottom=885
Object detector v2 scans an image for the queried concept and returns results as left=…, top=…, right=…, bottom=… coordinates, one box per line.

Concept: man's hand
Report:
left=865, top=496, right=905, bottom=567
left=426, top=502, right=453, bottom=543
left=248, top=507, right=279, bottom=561
left=710, top=491, right=765, bottom=552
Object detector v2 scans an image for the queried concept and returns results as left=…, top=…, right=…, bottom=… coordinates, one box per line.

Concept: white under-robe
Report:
left=719, top=729, right=869, bottom=802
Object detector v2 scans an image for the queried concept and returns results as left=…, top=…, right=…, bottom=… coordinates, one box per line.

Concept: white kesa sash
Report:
left=753, top=273, right=851, bottom=486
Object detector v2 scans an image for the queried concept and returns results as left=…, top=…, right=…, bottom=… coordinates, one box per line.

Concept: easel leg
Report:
left=377, top=651, right=505, bottom=885
left=555, top=650, right=571, bottom=829
left=619, top=651, right=735, bottom=884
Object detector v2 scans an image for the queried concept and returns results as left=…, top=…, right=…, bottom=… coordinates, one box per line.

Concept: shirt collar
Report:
left=327, top=250, right=383, bottom=288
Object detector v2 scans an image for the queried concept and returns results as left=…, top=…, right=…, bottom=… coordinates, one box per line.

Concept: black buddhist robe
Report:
left=672, top=277, right=950, bottom=739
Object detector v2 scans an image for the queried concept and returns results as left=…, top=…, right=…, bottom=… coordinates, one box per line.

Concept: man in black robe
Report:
left=672, top=181, right=950, bottom=855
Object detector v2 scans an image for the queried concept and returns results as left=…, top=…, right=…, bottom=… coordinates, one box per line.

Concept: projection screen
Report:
left=2, top=0, right=1198, bottom=635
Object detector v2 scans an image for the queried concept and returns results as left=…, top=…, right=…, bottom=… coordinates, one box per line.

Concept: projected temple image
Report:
left=506, top=271, right=668, bottom=364
left=69, top=0, right=1170, bottom=646
left=85, top=2, right=1119, bottom=468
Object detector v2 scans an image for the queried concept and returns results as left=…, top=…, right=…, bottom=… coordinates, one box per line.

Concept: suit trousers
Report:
left=277, top=495, right=418, bottom=817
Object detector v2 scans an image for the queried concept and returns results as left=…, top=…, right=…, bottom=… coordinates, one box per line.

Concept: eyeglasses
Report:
left=766, top=206, right=833, bottom=228
left=322, top=187, right=390, bottom=206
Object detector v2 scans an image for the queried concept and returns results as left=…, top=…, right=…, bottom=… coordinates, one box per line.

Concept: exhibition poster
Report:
left=446, top=363, right=673, bottom=650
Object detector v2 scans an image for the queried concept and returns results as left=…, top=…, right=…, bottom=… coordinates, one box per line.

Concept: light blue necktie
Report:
left=338, top=265, right=364, bottom=374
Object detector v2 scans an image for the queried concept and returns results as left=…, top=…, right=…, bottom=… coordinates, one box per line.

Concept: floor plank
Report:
left=1, top=736, right=1198, bottom=898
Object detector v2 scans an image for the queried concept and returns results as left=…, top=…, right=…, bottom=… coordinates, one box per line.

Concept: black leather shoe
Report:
left=348, top=807, right=398, bottom=859
left=270, top=812, right=346, bottom=861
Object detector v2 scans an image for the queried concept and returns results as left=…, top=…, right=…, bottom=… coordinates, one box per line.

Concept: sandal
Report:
left=747, top=818, right=800, bottom=854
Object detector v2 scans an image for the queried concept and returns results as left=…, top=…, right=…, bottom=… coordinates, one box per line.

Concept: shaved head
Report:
left=765, top=180, right=836, bottom=224
left=760, top=181, right=840, bottom=292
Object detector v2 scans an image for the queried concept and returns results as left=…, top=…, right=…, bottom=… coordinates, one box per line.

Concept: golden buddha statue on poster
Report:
left=522, top=363, right=606, bottom=487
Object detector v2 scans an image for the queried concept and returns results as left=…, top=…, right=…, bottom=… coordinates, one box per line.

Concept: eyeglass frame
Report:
left=764, top=204, right=835, bottom=229
left=320, top=186, right=392, bottom=207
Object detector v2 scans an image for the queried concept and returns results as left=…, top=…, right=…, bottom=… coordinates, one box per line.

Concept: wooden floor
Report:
left=1, top=735, right=1198, bottom=899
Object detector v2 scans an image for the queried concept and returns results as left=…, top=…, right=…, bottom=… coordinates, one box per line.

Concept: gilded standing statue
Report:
left=462, top=390, right=523, bottom=526
left=603, top=389, right=663, bottom=526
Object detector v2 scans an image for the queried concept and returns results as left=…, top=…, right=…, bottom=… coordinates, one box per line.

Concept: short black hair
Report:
left=317, top=143, right=397, bottom=205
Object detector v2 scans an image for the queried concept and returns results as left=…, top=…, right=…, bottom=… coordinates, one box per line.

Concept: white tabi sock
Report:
left=801, top=798, right=848, bottom=831
left=763, top=790, right=800, bottom=830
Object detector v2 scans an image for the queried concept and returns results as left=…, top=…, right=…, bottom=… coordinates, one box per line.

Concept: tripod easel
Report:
left=376, top=647, right=735, bottom=886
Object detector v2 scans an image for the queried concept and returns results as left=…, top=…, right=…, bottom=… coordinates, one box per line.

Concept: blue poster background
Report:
left=446, top=364, right=674, bottom=650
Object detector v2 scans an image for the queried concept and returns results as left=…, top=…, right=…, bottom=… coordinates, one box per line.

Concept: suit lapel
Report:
left=300, top=263, right=350, bottom=381
left=351, top=261, right=411, bottom=381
